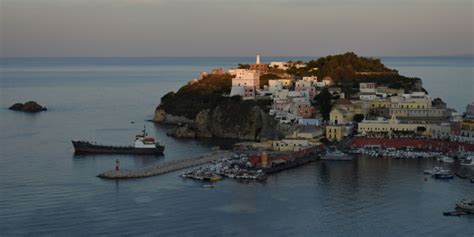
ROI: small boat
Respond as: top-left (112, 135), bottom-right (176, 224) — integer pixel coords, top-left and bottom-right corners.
top-left (470, 179), bottom-right (474, 183)
top-left (443, 211), bottom-right (467, 216)
top-left (205, 175), bottom-right (223, 182)
top-left (424, 167), bottom-right (450, 175)
top-left (438, 156), bottom-right (454, 163)
top-left (72, 126), bottom-right (164, 155)
top-left (201, 184), bottom-right (214, 188)
top-left (434, 173), bottom-right (454, 179)
top-left (321, 150), bottom-right (352, 161)
top-left (456, 199), bottom-right (474, 212)
top-left (460, 156), bottom-right (474, 166)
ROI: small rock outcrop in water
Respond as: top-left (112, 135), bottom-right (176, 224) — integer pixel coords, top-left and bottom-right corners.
top-left (9, 101), bottom-right (47, 113)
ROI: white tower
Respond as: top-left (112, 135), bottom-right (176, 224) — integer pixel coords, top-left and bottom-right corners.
top-left (256, 54), bottom-right (261, 64)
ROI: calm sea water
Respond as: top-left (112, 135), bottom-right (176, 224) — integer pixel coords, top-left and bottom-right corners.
top-left (0, 57), bottom-right (473, 236)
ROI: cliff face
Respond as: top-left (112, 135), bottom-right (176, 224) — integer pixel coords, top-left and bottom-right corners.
top-left (153, 109), bottom-right (193, 124)
top-left (160, 105), bottom-right (283, 140)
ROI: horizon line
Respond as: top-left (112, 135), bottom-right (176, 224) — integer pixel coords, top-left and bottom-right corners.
top-left (2, 54), bottom-right (474, 59)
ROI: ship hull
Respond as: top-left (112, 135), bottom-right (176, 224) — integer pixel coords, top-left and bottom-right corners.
top-left (72, 141), bottom-right (164, 155)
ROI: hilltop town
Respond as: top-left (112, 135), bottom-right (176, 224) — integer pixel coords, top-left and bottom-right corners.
top-left (154, 53), bottom-right (474, 152)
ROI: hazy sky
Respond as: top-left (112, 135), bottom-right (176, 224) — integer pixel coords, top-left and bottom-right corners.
top-left (1, 0), bottom-right (473, 57)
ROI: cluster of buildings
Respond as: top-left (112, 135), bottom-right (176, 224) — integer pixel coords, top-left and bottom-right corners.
top-left (229, 56), bottom-right (331, 126)
top-left (326, 83), bottom-right (474, 144)
top-left (216, 55), bottom-right (474, 145)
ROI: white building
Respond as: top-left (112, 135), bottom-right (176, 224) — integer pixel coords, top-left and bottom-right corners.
top-left (295, 80), bottom-right (312, 89)
top-left (431, 123), bottom-right (451, 139)
top-left (228, 68), bottom-right (238, 76)
top-left (272, 89), bottom-right (290, 100)
top-left (359, 94), bottom-right (377, 101)
top-left (359, 82), bottom-right (376, 93)
top-left (268, 80), bottom-right (284, 93)
top-left (302, 76), bottom-right (317, 82)
top-left (229, 69), bottom-right (260, 99)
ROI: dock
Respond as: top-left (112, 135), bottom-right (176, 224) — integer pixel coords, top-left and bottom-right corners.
top-left (97, 150), bottom-right (233, 179)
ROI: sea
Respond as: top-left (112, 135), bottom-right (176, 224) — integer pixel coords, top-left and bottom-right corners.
top-left (0, 56), bottom-right (473, 236)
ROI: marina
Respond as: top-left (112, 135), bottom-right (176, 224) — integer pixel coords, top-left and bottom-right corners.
top-left (181, 146), bottom-right (323, 182)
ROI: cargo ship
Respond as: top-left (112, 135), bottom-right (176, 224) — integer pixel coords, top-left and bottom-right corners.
top-left (72, 127), bottom-right (164, 155)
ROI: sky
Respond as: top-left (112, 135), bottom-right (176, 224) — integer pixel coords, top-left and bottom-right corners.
top-left (1, 0), bottom-right (473, 57)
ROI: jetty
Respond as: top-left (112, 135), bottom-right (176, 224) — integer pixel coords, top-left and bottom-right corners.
top-left (97, 150), bottom-right (233, 179)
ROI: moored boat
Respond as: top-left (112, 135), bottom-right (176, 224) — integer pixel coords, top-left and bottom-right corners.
top-left (456, 199), bottom-right (474, 212)
top-left (433, 173), bottom-right (454, 179)
top-left (437, 155), bottom-right (454, 163)
top-left (321, 150), bottom-right (352, 161)
top-left (424, 167), bottom-right (450, 175)
top-left (72, 126), bottom-right (164, 155)
top-left (460, 156), bottom-right (474, 166)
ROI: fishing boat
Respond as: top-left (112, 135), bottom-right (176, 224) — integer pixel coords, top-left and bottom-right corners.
top-left (321, 150), bottom-right (352, 161)
top-left (72, 126), bottom-right (164, 155)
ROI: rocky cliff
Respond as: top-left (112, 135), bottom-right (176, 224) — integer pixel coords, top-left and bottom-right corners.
top-left (160, 104), bottom-right (285, 140)
top-left (153, 109), bottom-right (193, 124)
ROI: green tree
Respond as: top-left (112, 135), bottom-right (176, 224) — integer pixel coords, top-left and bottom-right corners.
top-left (353, 114), bottom-right (365, 123)
top-left (238, 64), bottom-right (250, 69)
top-left (314, 87), bottom-right (333, 121)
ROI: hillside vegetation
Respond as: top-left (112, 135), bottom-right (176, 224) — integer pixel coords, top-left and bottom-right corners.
top-left (288, 52), bottom-right (422, 94)
top-left (157, 73), bottom-right (270, 119)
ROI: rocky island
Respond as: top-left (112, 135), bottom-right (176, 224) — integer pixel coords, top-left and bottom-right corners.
top-left (9, 101), bottom-right (47, 113)
top-left (149, 52), bottom-right (474, 183)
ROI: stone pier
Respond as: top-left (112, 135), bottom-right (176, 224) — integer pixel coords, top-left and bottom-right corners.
top-left (97, 150), bottom-right (233, 179)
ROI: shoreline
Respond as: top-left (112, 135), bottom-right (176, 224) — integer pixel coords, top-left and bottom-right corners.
top-left (350, 137), bottom-right (474, 152)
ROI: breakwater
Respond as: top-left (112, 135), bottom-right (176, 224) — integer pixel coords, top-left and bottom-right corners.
top-left (97, 150), bottom-right (233, 179)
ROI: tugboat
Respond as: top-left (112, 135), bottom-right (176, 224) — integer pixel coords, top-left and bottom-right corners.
top-left (72, 126), bottom-right (164, 155)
